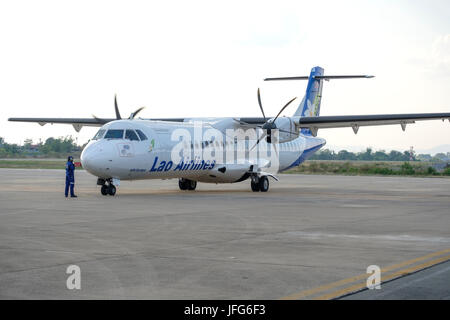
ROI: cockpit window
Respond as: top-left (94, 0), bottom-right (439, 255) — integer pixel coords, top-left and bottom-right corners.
top-left (136, 129), bottom-right (148, 141)
top-left (92, 129), bottom-right (106, 140)
top-left (104, 129), bottom-right (124, 139)
top-left (125, 129), bottom-right (140, 141)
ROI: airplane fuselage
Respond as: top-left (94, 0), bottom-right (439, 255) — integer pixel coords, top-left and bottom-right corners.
top-left (80, 119), bottom-right (326, 184)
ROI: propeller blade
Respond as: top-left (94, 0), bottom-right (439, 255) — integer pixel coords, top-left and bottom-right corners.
top-left (272, 97), bottom-right (297, 122)
top-left (250, 131), bottom-right (267, 151)
top-left (129, 106), bottom-right (145, 119)
top-left (272, 141), bottom-right (278, 158)
top-left (114, 94), bottom-right (122, 120)
top-left (92, 114), bottom-right (108, 124)
top-left (257, 88), bottom-right (266, 121)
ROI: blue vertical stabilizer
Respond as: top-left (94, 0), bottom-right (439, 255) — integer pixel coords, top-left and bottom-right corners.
top-left (293, 67), bottom-right (324, 135)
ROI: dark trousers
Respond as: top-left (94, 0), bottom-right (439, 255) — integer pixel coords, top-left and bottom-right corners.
top-left (65, 177), bottom-right (75, 197)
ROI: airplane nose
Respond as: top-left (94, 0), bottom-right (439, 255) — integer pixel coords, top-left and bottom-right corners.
top-left (81, 141), bottom-right (119, 178)
top-left (80, 145), bottom-right (94, 172)
top-left (81, 143), bottom-right (105, 176)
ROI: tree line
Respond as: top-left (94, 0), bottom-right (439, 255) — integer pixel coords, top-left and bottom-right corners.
top-left (309, 148), bottom-right (415, 161)
top-left (0, 136), bottom-right (83, 158)
top-left (310, 148), bottom-right (450, 162)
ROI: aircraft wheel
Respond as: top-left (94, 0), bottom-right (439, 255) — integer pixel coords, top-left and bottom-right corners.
top-left (179, 179), bottom-right (188, 190)
top-left (108, 185), bottom-right (116, 196)
top-left (101, 185), bottom-right (109, 196)
top-left (251, 180), bottom-right (260, 192)
top-left (259, 176), bottom-right (269, 192)
top-left (187, 180), bottom-right (197, 191)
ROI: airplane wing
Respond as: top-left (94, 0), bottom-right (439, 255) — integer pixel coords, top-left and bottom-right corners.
top-left (7, 117), bottom-right (112, 132)
top-left (8, 95), bottom-right (188, 131)
top-left (7, 117), bottom-right (186, 132)
top-left (8, 113), bottom-right (450, 135)
top-left (296, 113), bottom-right (450, 136)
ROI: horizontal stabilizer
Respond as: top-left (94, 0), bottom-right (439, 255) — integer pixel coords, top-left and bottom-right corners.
top-left (264, 75), bottom-right (374, 81)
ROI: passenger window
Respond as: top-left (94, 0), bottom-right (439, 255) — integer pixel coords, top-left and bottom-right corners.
top-left (136, 129), bottom-right (148, 141)
top-left (104, 129), bottom-right (124, 139)
top-left (93, 129), bottom-right (106, 140)
top-left (125, 129), bottom-right (140, 141)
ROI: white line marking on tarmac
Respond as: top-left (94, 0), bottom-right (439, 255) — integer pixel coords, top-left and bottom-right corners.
top-left (281, 232), bottom-right (450, 243)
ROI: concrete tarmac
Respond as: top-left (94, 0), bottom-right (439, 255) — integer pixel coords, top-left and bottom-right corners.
top-left (0, 168), bottom-right (449, 299)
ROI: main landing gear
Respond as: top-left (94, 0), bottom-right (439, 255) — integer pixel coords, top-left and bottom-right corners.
top-left (250, 175), bottom-right (269, 192)
top-left (178, 178), bottom-right (197, 191)
top-left (98, 178), bottom-right (116, 196)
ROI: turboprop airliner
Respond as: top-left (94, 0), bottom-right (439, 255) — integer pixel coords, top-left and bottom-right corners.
top-left (9, 66), bottom-right (450, 196)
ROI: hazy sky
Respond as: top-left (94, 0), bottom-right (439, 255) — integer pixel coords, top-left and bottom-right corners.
top-left (0, 0), bottom-right (449, 152)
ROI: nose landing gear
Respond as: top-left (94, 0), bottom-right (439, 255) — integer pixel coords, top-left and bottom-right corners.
top-left (99, 178), bottom-right (117, 196)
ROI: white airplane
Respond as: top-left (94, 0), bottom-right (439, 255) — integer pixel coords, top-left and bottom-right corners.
top-left (9, 66), bottom-right (450, 196)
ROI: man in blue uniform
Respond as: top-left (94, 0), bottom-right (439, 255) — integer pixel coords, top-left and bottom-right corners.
top-left (65, 156), bottom-right (77, 198)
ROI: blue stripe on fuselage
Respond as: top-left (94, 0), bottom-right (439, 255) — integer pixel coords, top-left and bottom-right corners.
top-left (281, 142), bottom-right (325, 172)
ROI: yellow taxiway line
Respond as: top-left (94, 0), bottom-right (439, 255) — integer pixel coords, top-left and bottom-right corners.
top-left (280, 248), bottom-right (450, 300)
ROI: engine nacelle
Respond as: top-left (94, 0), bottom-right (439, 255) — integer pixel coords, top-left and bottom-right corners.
top-left (270, 117), bottom-right (298, 143)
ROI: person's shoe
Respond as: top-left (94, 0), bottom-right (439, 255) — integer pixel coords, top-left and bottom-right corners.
top-left (70, 195), bottom-right (78, 198)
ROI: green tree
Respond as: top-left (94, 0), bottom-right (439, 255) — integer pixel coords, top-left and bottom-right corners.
top-left (373, 150), bottom-right (389, 161)
top-left (434, 153), bottom-right (447, 161)
top-left (443, 167), bottom-right (450, 176)
top-left (358, 148), bottom-right (373, 161)
top-left (40, 136), bottom-right (77, 154)
top-left (336, 150), bottom-right (356, 160)
top-left (388, 150), bottom-right (405, 161)
top-left (310, 149), bottom-right (336, 160)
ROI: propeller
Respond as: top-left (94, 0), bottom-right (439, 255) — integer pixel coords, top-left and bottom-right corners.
top-left (257, 88), bottom-right (266, 121)
top-left (91, 114), bottom-right (108, 124)
top-left (92, 95), bottom-right (146, 123)
top-left (114, 94), bottom-right (122, 120)
top-left (128, 106), bottom-right (145, 119)
top-left (251, 88), bottom-right (297, 149)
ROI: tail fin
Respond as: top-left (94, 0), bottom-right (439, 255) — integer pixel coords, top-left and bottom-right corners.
top-left (264, 66), bottom-right (374, 136)
top-left (294, 66), bottom-right (325, 118)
